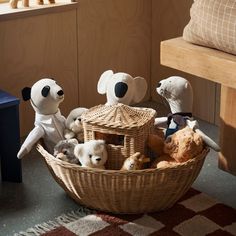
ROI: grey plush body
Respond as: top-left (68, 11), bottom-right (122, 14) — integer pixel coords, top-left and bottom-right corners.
top-left (53, 139), bottom-right (80, 165)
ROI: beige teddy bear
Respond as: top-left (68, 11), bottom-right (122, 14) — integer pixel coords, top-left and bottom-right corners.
top-left (148, 126), bottom-right (204, 168)
top-left (164, 126), bottom-right (204, 163)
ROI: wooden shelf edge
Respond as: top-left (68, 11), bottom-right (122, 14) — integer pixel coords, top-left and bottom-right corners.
top-left (0, 1), bottom-right (78, 21)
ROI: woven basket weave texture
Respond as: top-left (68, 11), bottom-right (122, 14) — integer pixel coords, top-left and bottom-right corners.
top-left (37, 144), bottom-right (208, 213)
top-left (82, 104), bottom-right (156, 170)
top-left (36, 104), bottom-right (209, 213)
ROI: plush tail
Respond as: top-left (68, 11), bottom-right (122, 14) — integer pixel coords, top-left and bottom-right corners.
top-left (195, 129), bottom-right (220, 152)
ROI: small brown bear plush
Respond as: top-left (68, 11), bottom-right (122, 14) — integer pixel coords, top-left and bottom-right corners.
top-left (148, 126), bottom-right (204, 168)
top-left (164, 126), bottom-right (204, 163)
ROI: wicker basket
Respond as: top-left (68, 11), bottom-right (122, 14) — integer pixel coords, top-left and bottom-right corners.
top-left (37, 144), bottom-right (209, 214)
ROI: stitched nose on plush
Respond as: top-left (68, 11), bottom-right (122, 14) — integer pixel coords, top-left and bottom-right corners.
top-left (57, 90), bottom-right (64, 96)
top-left (96, 157), bottom-right (101, 162)
top-left (115, 82), bottom-right (128, 98)
top-left (157, 82), bottom-right (162, 88)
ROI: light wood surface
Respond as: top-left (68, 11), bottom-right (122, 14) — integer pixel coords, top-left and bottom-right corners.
top-left (77, 0), bottom-right (151, 108)
top-left (219, 86), bottom-right (236, 175)
top-left (0, 1), bottom-right (221, 136)
top-left (151, 0), bottom-right (193, 101)
top-left (0, 1), bottom-right (77, 21)
top-left (161, 37), bottom-right (236, 88)
top-left (151, 0), bottom-right (216, 123)
top-left (0, 10), bottom-right (78, 136)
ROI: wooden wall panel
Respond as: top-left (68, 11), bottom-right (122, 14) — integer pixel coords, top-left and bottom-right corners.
top-left (0, 0), bottom-right (220, 137)
top-left (77, 0), bottom-right (152, 108)
top-left (151, 0), bottom-right (216, 123)
top-left (0, 10), bottom-right (78, 136)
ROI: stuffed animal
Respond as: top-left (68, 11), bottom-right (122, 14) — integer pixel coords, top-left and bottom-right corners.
top-left (152, 154), bottom-right (177, 169)
top-left (149, 127), bottom-right (204, 168)
top-left (97, 70), bottom-right (147, 105)
top-left (17, 78), bottom-right (66, 159)
top-left (164, 126), bottom-right (204, 162)
top-left (146, 133), bottom-right (165, 156)
top-left (64, 107), bottom-right (88, 143)
top-left (53, 139), bottom-right (80, 164)
top-left (74, 139), bottom-right (108, 169)
top-left (10, 0), bottom-right (55, 9)
top-left (120, 152), bottom-right (150, 171)
top-left (155, 76), bottom-right (220, 152)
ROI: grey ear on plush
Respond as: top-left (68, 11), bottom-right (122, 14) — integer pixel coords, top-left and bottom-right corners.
top-left (22, 87), bottom-right (31, 101)
top-left (68, 138), bottom-right (79, 145)
top-left (132, 77), bottom-right (147, 103)
top-left (97, 70), bottom-right (114, 94)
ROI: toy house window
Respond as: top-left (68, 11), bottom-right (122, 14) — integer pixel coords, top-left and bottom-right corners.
top-left (95, 131), bottom-right (124, 146)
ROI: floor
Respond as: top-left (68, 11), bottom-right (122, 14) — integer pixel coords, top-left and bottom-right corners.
top-left (1, 102), bottom-right (236, 236)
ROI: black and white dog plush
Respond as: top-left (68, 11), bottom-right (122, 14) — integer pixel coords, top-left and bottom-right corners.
top-left (17, 78), bottom-right (66, 158)
top-left (97, 70), bottom-right (147, 105)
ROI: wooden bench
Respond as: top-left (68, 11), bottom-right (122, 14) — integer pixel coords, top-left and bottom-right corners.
top-left (161, 37), bottom-right (236, 176)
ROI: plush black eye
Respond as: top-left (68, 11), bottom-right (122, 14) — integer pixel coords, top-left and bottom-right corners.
top-left (73, 118), bottom-right (76, 121)
top-left (63, 150), bottom-right (67, 155)
top-left (42, 86), bottom-right (50, 97)
top-left (78, 118), bottom-right (81, 122)
top-left (89, 154), bottom-right (92, 158)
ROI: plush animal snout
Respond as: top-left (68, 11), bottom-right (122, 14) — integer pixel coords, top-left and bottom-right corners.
top-left (95, 157), bottom-right (101, 162)
top-left (114, 82), bottom-right (128, 98)
top-left (157, 82), bottom-right (162, 88)
top-left (57, 90), bottom-right (64, 96)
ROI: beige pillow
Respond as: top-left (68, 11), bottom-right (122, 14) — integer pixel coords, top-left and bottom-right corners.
top-left (183, 0), bottom-right (236, 55)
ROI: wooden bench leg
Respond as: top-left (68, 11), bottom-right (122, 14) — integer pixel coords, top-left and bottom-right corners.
top-left (219, 85), bottom-right (236, 176)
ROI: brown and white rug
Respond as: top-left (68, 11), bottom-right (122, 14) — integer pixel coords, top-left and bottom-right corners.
top-left (15, 188), bottom-right (236, 236)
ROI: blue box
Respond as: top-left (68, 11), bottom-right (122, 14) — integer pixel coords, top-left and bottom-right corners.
top-left (0, 90), bottom-right (22, 182)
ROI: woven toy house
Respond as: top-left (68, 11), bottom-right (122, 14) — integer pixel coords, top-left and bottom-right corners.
top-left (81, 103), bottom-right (156, 169)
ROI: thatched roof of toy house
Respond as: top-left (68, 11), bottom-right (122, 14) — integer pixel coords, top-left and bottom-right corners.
top-left (82, 103), bottom-right (156, 130)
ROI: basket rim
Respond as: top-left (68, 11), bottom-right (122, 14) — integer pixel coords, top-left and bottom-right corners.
top-left (36, 143), bottom-right (209, 175)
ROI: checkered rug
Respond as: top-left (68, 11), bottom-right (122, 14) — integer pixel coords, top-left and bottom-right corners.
top-left (15, 188), bottom-right (236, 236)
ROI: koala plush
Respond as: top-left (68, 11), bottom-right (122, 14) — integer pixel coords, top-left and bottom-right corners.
top-left (64, 107), bottom-right (88, 143)
top-left (97, 70), bottom-right (147, 106)
top-left (74, 140), bottom-right (108, 169)
top-left (17, 78), bottom-right (66, 158)
top-left (54, 139), bottom-right (80, 164)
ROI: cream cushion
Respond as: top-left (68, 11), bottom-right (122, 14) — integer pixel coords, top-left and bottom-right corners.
top-left (183, 0), bottom-right (236, 55)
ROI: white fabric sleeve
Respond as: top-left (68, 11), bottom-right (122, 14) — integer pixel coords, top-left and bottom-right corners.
top-left (17, 126), bottom-right (45, 158)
